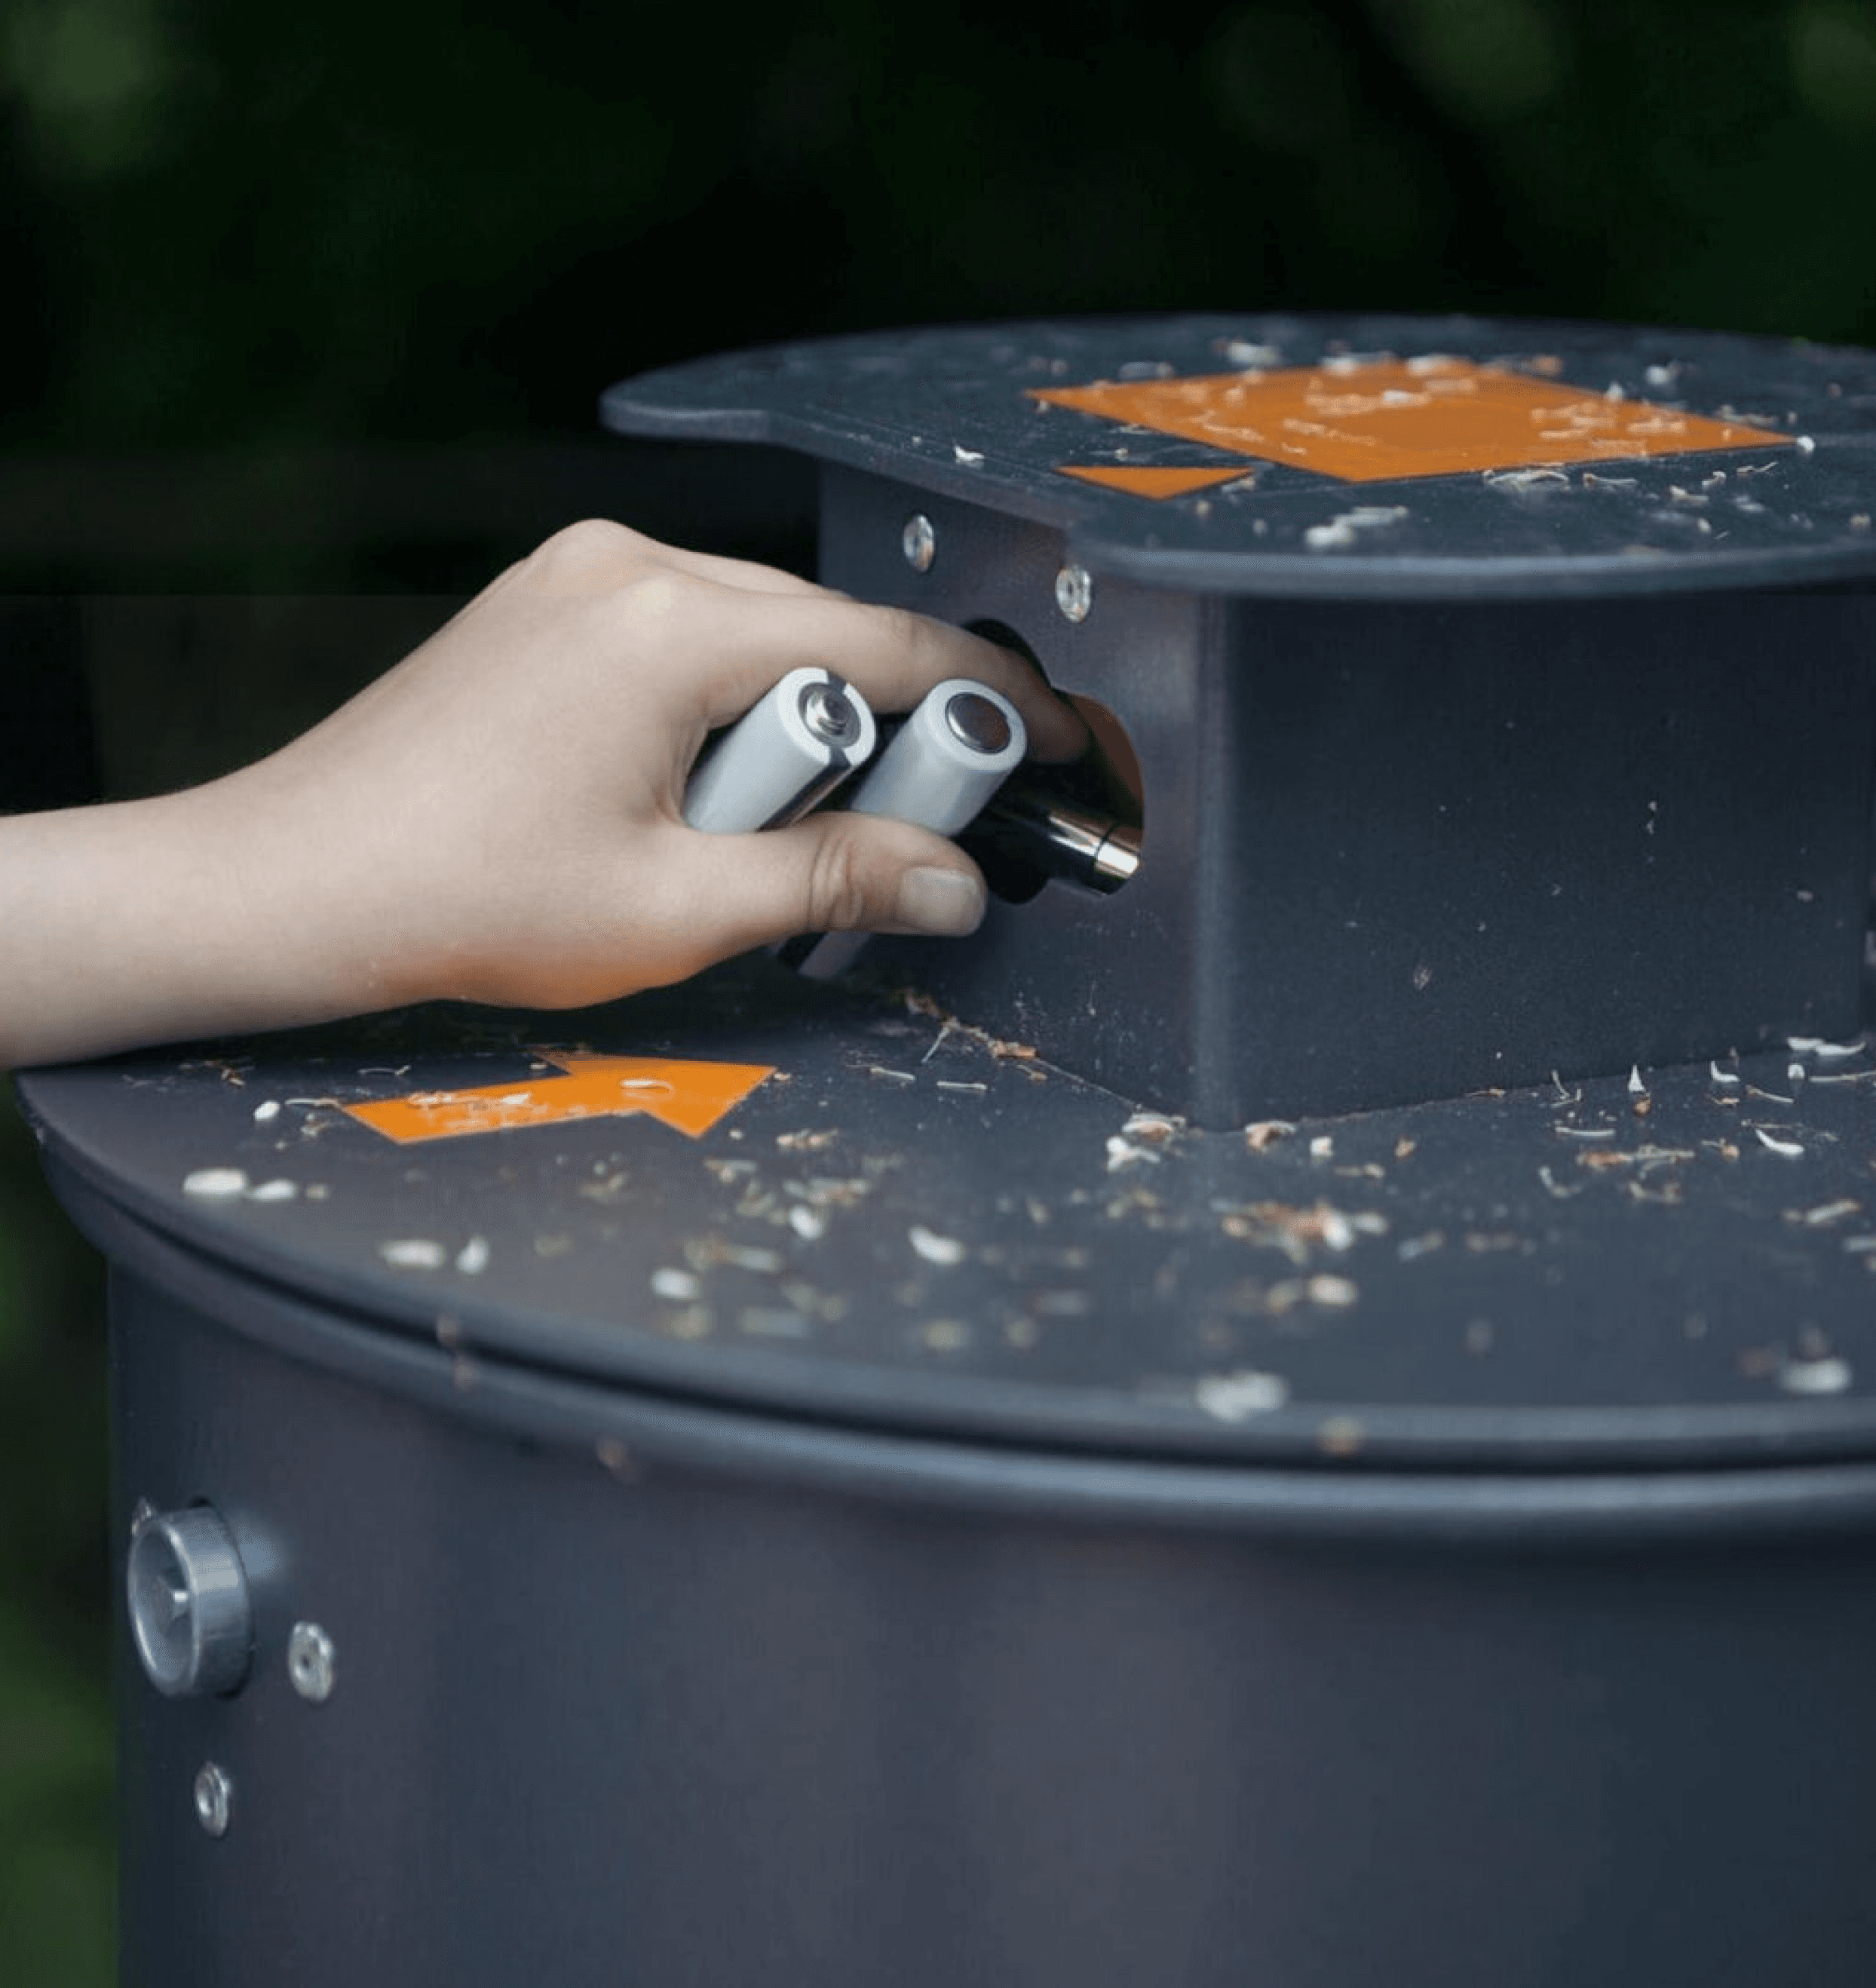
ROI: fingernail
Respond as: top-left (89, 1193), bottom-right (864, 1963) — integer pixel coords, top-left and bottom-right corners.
top-left (897, 867), bottom-right (986, 937)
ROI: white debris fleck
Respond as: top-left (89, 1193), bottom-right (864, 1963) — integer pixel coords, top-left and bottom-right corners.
top-left (1309, 1135), bottom-right (1335, 1161)
top-left (1304, 505), bottom-right (1408, 551)
top-left (182, 1167), bottom-right (249, 1199)
top-left (244, 1179), bottom-right (298, 1204)
top-left (651, 1267), bottom-right (701, 1301)
top-left (455, 1235), bottom-right (491, 1276)
top-left (952, 444), bottom-right (985, 467)
top-left (1709, 1061), bottom-right (1740, 1088)
top-left (909, 1224), bottom-right (967, 1266)
top-left (1790, 1199), bottom-right (1861, 1229)
top-left (1644, 363), bottom-right (1678, 387)
top-left (1755, 1128), bottom-right (1806, 1158)
top-left (1627, 1064), bottom-right (1647, 1095)
top-left (253, 1100), bottom-right (282, 1124)
top-left (1795, 434), bottom-right (1816, 455)
top-left (1225, 340), bottom-right (1283, 367)
top-left (1779, 1355), bottom-right (1852, 1395)
top-left (1195, 1369), bottom-right (1291, 1421)
top-left (1483, 466), bottom-right (1568, 488)
top-left (1105, 1134), bottom-right (1163, 1172)
top-left (1306, 1275), bottom-right (1359, 1308)
top-left (788, 1204), bottom-right (828, 1241)
top-left (379, 1238), bottom-right (448, 1270)
top-left (1789, 1036), bottom-right (1865, 1064)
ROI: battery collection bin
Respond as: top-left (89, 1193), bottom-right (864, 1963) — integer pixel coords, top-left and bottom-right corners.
top-left (20, 314), bottom-right (1876, 1986)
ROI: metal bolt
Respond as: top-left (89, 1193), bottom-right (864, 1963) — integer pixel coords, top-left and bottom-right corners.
top-left (287, 1621), bottom-right (336, 1704)
top-left (902, 514), bottom-right (937, 573)
top-left (1055, 563), bottom-right (1093, 623)
top-left (194, 1763), bottom-right (232, 1839)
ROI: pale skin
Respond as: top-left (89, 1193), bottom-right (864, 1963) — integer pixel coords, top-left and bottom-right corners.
top-left (0, 520), bottom-right (1085, 1069)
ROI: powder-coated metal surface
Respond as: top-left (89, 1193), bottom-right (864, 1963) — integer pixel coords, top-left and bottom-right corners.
top-left (21, 960), bottom-right (1876, 1473)
top-left (601, 314), bottom-right (1876, 597)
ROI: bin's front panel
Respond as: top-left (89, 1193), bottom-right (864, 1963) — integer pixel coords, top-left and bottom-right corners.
top-left (112, 1266), bottom-right (1876, 1988)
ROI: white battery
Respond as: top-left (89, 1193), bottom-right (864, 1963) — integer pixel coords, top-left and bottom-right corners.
top-left (798, 680), bottom-right (1026, 978)
top-left (682, 667), bottom-right (876, 833)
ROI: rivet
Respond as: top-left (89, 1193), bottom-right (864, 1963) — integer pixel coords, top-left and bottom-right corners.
top-left (194, 1763), bottom-right (232, 1839)
top-left (1055, 563), bottom-right (1093, 623)
top-left (287, 1621), bottom-right (336, 1704)
top-left (902, 514), bottom-right (937, 572)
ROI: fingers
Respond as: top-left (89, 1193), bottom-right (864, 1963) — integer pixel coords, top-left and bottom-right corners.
top-left (510, 518), bottom-right (823, 600)
top-left (658, 809), bottom-right (989, 965)
top-left (512, 519), bottom-right (1088, 762)
top-left (646, 585), bottom-right (1087, 763)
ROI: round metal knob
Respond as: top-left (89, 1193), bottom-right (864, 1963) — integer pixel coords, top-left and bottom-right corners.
top-left (127, 1505), bottom-right (253, 1698)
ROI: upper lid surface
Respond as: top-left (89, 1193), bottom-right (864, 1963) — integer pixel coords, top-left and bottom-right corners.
top-left (601, 313), bottom-right (1876, 597)
top-left (21, 964), bottom-right (1876, 1474)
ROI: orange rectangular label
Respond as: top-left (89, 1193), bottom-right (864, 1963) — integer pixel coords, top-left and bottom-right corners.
top-left (1035, 357), bottom-right (1792, 485)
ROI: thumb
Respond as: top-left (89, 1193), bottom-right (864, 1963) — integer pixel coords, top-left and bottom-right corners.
top-left (679, 810), bottom-right (989, 956)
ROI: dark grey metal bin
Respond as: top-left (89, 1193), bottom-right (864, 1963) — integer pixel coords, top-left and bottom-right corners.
top-left (23, 314), bottom-right (1876, 1985)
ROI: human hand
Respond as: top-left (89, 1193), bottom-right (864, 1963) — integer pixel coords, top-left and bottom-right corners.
top-left (0, 521), bottom-right (1084, 1065)
top-left (234, 519), bottom-right (1083, 1013)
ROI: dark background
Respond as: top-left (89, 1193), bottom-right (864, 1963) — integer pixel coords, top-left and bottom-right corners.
top-left (4, 1), bottom-right (1874, 1977)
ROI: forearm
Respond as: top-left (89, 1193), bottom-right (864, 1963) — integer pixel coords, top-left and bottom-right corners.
top-left (0, 783), bottom-right (414, 1069)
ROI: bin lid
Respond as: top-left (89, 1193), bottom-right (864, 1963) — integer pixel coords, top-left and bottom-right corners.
top-left (602, 313), bottom-right (1876, 599)
top-left (20, 958), bottom-right (1876, 1472)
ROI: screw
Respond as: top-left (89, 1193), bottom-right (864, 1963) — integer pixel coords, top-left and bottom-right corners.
top-left (902, 514), bottom-right (937, 573)
top-left (287, 1621), bottom-right (336, 1704)
top-left (1055, 564), bottom-right (1093, 624)
top-left (194, 1763), bottom-right (232, 1839)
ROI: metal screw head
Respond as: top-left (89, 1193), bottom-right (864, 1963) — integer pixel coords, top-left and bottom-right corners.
top-left (194, 1763), bottom-right (232, 1839)
top-left (902, 513), bottom-right (937, 573)
top-left (1055, 563), bottom-right (1093, 623)
top-left (287, 1621), bottom-right (336, 1704)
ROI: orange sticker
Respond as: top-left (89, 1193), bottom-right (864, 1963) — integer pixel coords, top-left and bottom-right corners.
top-left (343, 1050), bottom-right (774, 1145)
top-left (1055, 463), bottom-right (1248, 499)
top-left (1035, 357), bottom-right (1792, 488)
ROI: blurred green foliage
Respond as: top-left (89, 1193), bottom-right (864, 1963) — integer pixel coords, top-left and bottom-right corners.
top-left (2, 1), bottom-right (1874, 1980)
top-left (0, 0), bottom-right (1871, 461)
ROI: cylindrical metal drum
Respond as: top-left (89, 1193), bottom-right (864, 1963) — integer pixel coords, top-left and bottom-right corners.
top-left (23, 314), bottom-right (1876, 1985)
top-left (20, 966), bottom-right (1876, 1988)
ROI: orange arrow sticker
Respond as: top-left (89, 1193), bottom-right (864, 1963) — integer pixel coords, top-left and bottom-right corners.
top-left (342, 1051), bottom-right (774, 1145)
